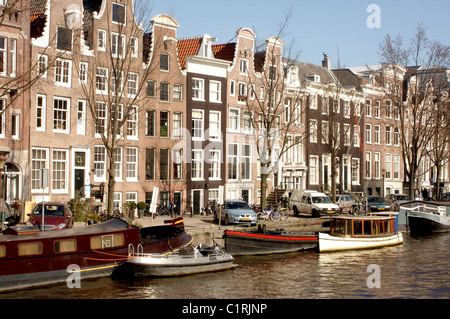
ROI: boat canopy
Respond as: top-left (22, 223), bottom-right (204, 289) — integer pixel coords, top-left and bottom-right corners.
top-left (330, 215), bottom-right (397, 238)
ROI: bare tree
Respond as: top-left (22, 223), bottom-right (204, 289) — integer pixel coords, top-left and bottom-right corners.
top-left (377, 23), bottom-right (450, 198)
top-left (237, 8), bottom-right (306, 208)
top-left (71, 0), bottom-right (160, 214)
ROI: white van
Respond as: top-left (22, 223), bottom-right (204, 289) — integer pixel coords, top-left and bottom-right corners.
top-left (289, 190), bottom-right (339, 217)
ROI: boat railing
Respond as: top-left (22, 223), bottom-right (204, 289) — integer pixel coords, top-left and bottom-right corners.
top-left (128, 243), bottom-right (144, 257)
top-left (400, 202), bottom-right (446, 216)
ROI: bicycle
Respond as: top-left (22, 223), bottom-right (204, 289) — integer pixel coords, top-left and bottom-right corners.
top-left (156, 203), bottom-right (170, 216)
top-left (257, 205), bottom-right (281, 222)
top-left (277, 206), bottom-right (289, 221)
top-left (352, 197), bottom-right (370, 215)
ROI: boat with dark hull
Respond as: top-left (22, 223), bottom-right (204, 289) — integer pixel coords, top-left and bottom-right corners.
top-left (114, 244), bottom-right (234, 277)
top-left (0, 217), bottom-right (192, 292)
top-left (223, 224), bottom-right (318, 256)
top-left (398, 201), bottom-right (450, 235)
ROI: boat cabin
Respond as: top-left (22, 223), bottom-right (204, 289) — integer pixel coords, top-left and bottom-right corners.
top-left (330, 215), bottom-right (397, 238)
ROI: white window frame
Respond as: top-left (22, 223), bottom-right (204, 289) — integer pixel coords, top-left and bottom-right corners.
top-left (94, 145), bottom-right (107, 182)
top-left (208, 150), bottom-right (221, 180)
top-left (38, 54), bottom-right (48, 78)
top-left (228, 143), bottom-right (238, 180)
top-left (209, 111), bottom-right (221, 141)
top-left (9, 38), bottom-right (16, 77)
top-left (385, 153), bottom-right (392, 179)
top-left (192, 109), bottom-right (204, 140)
top-left (96, 67), bottom-right (108, 94)
top-left (191, 150), bottom-right (204, 180)
top-left (365, 124), bottom-right (372, 144)
top-left (127, 105), bottom-right (138, 140)
top-left (115, 146), bottom-right (123, 182)
top-left (79, 62), bottom-right (88, 84)
top-left (95, 101), bottom-right (107, 137)
top-left (54, 58), bottom-right (72, 88)
top-left (127, 72), bottom-right (138, 98)
top-left (36, 94), bottom-right (46, 132)
top-left (11, 112), bottom-right (19, 140)
top-left (309, 155), bottom-right (319, 185)
top-left (310, 119), bottom-right (317, 143)
top-left (77, 100), bottom-right (86, 135)
top-left (209, 80), bottom-right (221, 103)
top-left (173, 112), bottom-right (183, 139)
top-left (52, 149), bottom-right (69, 193)
top-left (192, 78), bottom-right (204, 101)
top-left (0, 36), bottom-right (6, 76)
top-left (98, 29), bottom-right (106, 51)
top-left (351, 158), bottom-right (360, 185)
top-left (229, 108), bottom-right (239, 132)
top-left (130, 37), bottom-right (138, 58)
top-left (241, 144), bottom-right (252, 180)
top-left (126, 147), bottom-right (138, 182)
top-left (31, 147), bottom-right (49, 193)
top-left (53, 96), bottom-right (70, 134)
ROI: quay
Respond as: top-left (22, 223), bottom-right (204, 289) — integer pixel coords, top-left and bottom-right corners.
top-left (74, 214), bottom-right (328, 247)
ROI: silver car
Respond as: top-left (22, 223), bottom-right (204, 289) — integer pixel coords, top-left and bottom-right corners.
top-left (335, 195), bottom-right (356, 213)
top-left (213, 200), bottom-right (257, 225)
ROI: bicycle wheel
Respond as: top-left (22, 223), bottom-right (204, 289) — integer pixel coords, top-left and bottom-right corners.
top-left (270, 211), bottom-right (281, 222)
top-left (279, 209), bottom-right (288, 221)
top-left (256, 212), bottom-right (266, 221)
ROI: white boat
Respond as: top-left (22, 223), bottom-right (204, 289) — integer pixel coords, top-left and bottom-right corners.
top-left (319, 214), bottom-right (403, 252)
top-left (115, 244), bottom-right (235, 277)
top-left (399, 201), bottom-right (450, 234)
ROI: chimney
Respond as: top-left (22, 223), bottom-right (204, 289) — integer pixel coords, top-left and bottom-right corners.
top-left (322, 52), bottom-right (330, 70)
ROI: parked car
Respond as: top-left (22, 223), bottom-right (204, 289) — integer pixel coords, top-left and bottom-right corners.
top-left (27, 202), bottom-right (74, 231)
top-left (385, 194), bottom-right (413, 211)
top-left (212, 200), bottom-right (257, 226)
top-left (290, 190), bottom-right (339, 217)
top-left (366, 196), bottom-right (390, 212)
top-left (335, 194), bottom-right (357, 213)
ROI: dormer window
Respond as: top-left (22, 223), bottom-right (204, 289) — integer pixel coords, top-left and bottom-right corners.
top-left (307, 74), bottom-right (320, 82)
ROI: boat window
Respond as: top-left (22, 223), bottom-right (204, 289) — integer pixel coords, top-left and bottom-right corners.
top-left (363, 220), bottom-right (372, 235)
top-left (332, 219), bottom-right (346, 236)
top-left (0, 245), bottom-right (5, 257)
top-left (353, 220), bottom-right (363, 236)
top-left (372, 221), bottom-right (379, 235)
top-left (18, 242), bottom-right (43, 256)
top-left (90, 233), bottom-right (125, 250)
top-left (54, 239), bottom-right (77, 253)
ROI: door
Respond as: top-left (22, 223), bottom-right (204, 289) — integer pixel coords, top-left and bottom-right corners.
top-left (74, 169), bottom-right (85, 198)
top-left (173, 192), bottom-right (181, 215)
top-left (73, 150), bottom-right (88, 199)
top-left (192, 190), bottom-right (201, 215)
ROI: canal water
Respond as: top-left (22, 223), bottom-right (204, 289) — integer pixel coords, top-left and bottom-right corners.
top-left (2, 232), bottom-right (449, 300)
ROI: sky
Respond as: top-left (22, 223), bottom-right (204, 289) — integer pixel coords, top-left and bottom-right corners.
top-left (146, 0), bottom-right (449, 68)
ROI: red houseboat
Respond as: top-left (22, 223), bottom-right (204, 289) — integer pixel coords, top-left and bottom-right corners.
top-left (0, 217), bottom-right (192, 292)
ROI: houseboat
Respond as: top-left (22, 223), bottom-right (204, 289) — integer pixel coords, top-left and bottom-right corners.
top-left (319, 214), bottom-right (403, 252)
top-left (114, 244), bottom-right (234, 277)
top-left (0, 217), bottom-right (192, 292)
top-left (224, 224), bottom-right (318, 256)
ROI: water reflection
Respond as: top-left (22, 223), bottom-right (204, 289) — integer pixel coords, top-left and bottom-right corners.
top-left (1, 233), bottom-right (449, 299)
